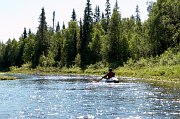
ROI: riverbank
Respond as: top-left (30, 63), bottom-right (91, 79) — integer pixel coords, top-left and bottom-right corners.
top-left (0, 73), bottom-right (16, 80)
top-left (7, 65), bottom-right (180, 79)
top-left (116, 65), bottom-right (180, 89)
top-left (3, 64), bottom-right (179, 89)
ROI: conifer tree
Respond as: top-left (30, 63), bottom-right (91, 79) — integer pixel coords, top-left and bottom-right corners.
top-left (56, 21), bottom-right (60, 32)
top-left (135, 5), bottom-right (141, 22)
top-left (62, 22), bottom-right (66, 29)
top-left (71, 8), bottom-right (77, 21)
top-left (105, 0), bottom-right (111, 29)
top-left (52, 11), bottom-right (55, 32)
top-left (28, 28), bottom-right (32, 35)
top-left (80, 0), bottom-right (93, 67)
top-left (94, 5), bottom-right (101, 22)
top-left (106, 1), bottom-right (128, 67)
top-left (78, 18), bottom-right (83, 54)
top-left (32, 7), bottom-right (49, 68)
top-left (23, 27), bottom-right (27, 39)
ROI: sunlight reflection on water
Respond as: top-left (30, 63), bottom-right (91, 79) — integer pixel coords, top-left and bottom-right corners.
top-left (0, 74), bottom-right (179, 119)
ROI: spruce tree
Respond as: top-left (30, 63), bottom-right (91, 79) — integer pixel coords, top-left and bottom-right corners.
top-left (80, 0), bottom-right (93, 67)
top-left (135, 5), bottom-right (141, 22)
top-left (71, 8), bottom-right (77, 21)
top-left (56, 21), bottom-right (60, 32)
top-left (62, 22), bottom-right (66, 29)
top-left (28, 28), bottom-right (32, 35)
top-left (94, 6), bottom-right (101, 23)
top-left (52, 11), bottom-right (55, 32)
top-left (23, 27), bottom-right (27, 39)
top-left (106, 1), bottom-right (128, 67)
top-left (32, 7), bottom-right (49, 68)
top-left (105, 0), bottom-right (111, 29)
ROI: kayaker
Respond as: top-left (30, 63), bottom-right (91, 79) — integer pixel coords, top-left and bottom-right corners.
top-left (102, 68), bottom-right (115, 79)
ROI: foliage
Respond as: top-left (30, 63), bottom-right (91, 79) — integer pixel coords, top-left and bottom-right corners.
top-left (0, 0), bottom-right (180, 78)
top-left (32, 7), bottom-right (49, 68)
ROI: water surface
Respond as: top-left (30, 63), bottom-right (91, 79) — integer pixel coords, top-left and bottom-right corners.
top-left (0, 74), bottom-right (179, 119)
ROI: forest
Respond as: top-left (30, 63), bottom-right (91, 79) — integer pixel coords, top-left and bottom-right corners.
top-left (0, 0), bottom-right (179, 72)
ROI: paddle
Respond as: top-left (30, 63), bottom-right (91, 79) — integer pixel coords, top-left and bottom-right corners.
top-left (93, 77), bottom-right (103, 82)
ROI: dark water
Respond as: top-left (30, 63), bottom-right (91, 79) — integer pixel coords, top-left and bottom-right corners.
top-left (0, 74), bottom-right (179, 119)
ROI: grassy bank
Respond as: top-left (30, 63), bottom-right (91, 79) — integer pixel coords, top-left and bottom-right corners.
top-left (4, 60), bottom-right (180, 89)
top-left (8, 63), bottom-right (180, 80)
top-left (116, 65), bottom-right (180, 80)
top-left (0, 73), bottom-right (16, 80)
top-left (115, 65), bottom-right (180, 89)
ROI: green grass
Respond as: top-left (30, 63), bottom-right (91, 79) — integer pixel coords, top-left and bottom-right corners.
top-left (116, 64), bottom-right (180, 80)
top-left (8, 62), bottom-right (180, 80)
top-left (0, 76), bottom-right (16, 80)
top-left (5, 60), bottom-right (180, 89)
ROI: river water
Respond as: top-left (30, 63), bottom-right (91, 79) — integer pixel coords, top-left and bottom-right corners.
top-left (0, 74), bottom-right (179, 119)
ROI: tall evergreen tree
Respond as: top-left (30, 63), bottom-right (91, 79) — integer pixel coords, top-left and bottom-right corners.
top-left (52, 11), bottom-right (55, 32)
top-left (106, 1), bottom-right (128, 67)
top-left (23, 27), bottom-right (27, 39)
top-left (32, 7), bottom-right (49, 68)
top-left (94, 5), bottom-right (101, 23)
top-left (62, 22), bottom-right (66, 29)
top-left (80, 0), bottom-right (93, 67)
top-left (135, 5), bottom-right (141, 22)
top-left (56, 21), bottom-right (60, 32)
top-left (114, 0), bottom-right (119, 11)
top-left (28, 28), bottom-right (32, 35)
top-left (78, 18), bottom-right (83, 54)
top-left (71, 8), bottom-right (77, 21)
top-left (105, 0), bottom-right (111, 29)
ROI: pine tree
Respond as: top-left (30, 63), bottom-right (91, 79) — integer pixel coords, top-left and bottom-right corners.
top-left (23, 27), bottom-right (27, 39)
top-left (105, 0), bottom-right (111, 28)
top-left (78, 18), bottom-right (83, 54)
top-left (80, 0), bottom-right (93, 67)
top-left (56, 21), bottom-right (60, 32)
top-left (62, 22), bottom-right (66, 29)
top-left (52, 11), bottom-right (55, 32)
top-left (106, 1), bottom-right (128, 67)
top-left (135, 5), bottom-right (141, 22)
top-left (28, 28), bottom-right (32, 35)
top-left (71, 8), bottom-right (77, 21)
top-left (94, 5), bottom-right (101, 22)
top-left (32, 7), bottom-right (49, 68)
top-left (114, 0), bottom-right (119, 11)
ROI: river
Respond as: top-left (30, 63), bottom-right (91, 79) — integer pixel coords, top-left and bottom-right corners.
top-left (0, 74), bottom-right (179, 119)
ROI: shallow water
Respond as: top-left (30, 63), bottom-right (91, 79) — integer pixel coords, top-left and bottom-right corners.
top-left (0, 74), bottom-right (179, 119)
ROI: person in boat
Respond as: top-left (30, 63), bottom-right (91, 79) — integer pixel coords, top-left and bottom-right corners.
top-left (102, 68), bottom-right (115, 79)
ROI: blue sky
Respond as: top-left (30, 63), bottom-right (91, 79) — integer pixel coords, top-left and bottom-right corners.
top-left (0, 0), bottom-right (156, 42)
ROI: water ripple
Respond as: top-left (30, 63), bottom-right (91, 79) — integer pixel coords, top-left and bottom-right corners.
top-left (0, 74), bottom-right (179, 119)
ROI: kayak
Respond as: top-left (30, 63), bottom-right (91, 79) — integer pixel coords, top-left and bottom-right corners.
top-left (105, 77), bottom-right (119, 83)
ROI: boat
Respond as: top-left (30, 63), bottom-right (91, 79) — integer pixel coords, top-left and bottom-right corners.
top-left (105, 77), bottom-right (119, 83)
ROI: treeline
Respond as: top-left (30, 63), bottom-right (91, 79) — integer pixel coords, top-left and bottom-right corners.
top-left (0, 0), bottom-right (179, 70)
